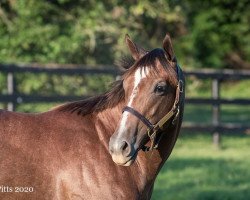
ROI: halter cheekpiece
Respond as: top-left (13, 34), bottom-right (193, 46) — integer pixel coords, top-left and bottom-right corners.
top-left (122, 62), bottom-right (184, 152)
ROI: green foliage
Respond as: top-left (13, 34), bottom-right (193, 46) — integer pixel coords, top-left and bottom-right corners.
top-left (152, 134), bottom-right (250, 200)
top-left (0, 0), bottom-right (182, 64)
top-left (182, 0), bottom-right (250, 68)
top-left (1, 0), bottom-right (249, 68)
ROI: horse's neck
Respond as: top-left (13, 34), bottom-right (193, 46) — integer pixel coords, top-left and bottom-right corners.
top-left (94, 103), bottom-right (168, 190)
top-left (135, 120), bottom-right (181, 193)
top-left (95, 102), bottom-right (124, 135)
top-left (93, 102), bottom-right (124, 153)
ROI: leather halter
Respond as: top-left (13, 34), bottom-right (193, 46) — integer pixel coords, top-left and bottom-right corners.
top-left (122, 63), bottom-right (184, 151)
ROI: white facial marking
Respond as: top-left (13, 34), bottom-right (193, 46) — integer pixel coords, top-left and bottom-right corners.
top-left (116, 68), bottom-right (149, 139)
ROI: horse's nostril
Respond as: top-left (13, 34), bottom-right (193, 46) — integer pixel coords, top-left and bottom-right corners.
top-left (109, 138), bottom-right (132, 156)
top-left (121, 141), bottom-right (131, 156)
top-left (121, 141), bottom-right (128, 151)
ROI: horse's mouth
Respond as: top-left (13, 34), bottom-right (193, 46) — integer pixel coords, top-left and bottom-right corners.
top-left (124, 151), bottom-right (138, 166)
top-left (113, 151), bottom-right (138, 166)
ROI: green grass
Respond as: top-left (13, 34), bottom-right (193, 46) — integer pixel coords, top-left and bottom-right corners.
top-left (184, 104), bottom-right (250, 125)
top-left (220, 105), bottom-right (250, 125)
top-left (152, 134), bottom-right (250, 200)
top-left (15, 103), bottom-right (59, 113)
top-left (186, 79), bottom-right (250, 99)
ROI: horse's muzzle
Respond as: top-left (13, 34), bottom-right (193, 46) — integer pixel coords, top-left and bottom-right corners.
top-left (109, 135), bottom-right (137, 166)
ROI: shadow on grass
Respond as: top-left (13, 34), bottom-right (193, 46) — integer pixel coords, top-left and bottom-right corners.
top-left (152, 157), bottom-right (250, 200)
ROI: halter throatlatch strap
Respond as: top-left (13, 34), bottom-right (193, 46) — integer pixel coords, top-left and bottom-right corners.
top-left (122, 64), bottom-right (184, 151)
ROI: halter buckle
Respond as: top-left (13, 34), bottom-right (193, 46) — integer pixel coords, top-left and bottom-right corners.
top-left (172, 107), bottom-right (180, 125)
top-left (178, 80), bottom-right (184, 93)
top-left (146, 126), bottom-right (159, 150)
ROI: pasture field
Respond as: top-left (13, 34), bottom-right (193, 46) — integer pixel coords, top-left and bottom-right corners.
top-left (152, 134), bottom-right (250, 200)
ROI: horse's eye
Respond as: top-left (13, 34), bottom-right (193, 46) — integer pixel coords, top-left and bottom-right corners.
top-left (154, 84), bottom-right (167, 94)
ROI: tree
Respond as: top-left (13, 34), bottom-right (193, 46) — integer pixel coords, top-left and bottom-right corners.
top-left (180, 0), bottom-right (250, 68)
top-left (0, 0), bottom-right (182, 65)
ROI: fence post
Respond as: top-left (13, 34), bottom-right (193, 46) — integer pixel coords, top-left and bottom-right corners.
top-left (212, 78), bottom-right (220, 147)
top-left (7, 72), bottom-right (16, 111)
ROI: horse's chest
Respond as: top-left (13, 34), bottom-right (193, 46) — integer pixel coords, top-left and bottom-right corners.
top-left (55, 166), bottom-right (141, 200)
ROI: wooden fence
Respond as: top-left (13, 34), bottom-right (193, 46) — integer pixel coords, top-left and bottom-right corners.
top-left (1, 63), bottom-right (250, 145)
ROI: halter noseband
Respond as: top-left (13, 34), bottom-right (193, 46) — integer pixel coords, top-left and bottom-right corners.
top-left (122, 63), bottom-right (184, 151)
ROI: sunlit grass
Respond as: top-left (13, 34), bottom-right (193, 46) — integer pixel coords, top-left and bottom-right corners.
top-left (184, 104), bottom-right (250, 125)
top-left (221, 80), bottom-right (250, 99)
top-left (15, 103), bottom-right (58, 113)
top-left (186, 79), bottom-right (250, 99)
top-left (152, 134), bottom-right (250, 200)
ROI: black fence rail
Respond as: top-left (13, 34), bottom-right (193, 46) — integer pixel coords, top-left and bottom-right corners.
top-left (184, 69), bottom-right (250, 144)
top-left (1, 63), bottom-right (250, 145)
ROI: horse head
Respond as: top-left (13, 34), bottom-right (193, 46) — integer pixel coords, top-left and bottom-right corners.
top-left (109, 34), bottom-right (184, 166)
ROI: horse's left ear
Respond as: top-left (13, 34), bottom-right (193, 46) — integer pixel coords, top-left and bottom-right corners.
top-left (125, 34), bottom-right (147, 60)
top-left (163, 33), bottom-right (174, 61)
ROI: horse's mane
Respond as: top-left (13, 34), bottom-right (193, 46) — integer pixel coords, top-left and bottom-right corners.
top-left (57, 48), bottom-right (177, 116)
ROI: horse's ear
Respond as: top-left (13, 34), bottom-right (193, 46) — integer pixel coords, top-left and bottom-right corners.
top-left (163, 33), bottom-right (174, 61)
top-left (125, 34), bottom-right (146, 60)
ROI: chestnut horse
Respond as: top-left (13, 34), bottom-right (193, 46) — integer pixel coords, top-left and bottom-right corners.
top-left (0, 34), bottom-right (185, 200)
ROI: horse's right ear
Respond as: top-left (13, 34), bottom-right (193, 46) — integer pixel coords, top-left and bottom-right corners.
top-left (125, 34), bottom-right (146, 60)
top-left (163, 33), bottom-right (174, 61)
